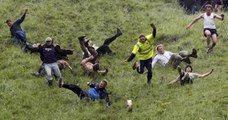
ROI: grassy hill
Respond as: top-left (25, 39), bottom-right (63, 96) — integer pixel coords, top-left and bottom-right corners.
top-left (0, 0), bottom-right (228, 119)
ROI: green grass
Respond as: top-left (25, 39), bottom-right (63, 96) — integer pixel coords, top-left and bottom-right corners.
top-left (0, 0), bottom-right (228, 119)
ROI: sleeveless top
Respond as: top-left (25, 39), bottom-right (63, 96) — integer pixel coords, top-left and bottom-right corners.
top-left (203, 13), bottom-right (216, 29)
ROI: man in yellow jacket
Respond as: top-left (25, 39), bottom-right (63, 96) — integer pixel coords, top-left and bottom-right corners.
top-left (126, 23), bottom-right (156, 84)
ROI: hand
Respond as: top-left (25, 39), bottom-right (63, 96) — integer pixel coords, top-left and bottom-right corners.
top-left (186, 25), bottom-right (191, 29)
top-left (221, 14), bottom-right (224, 20)
top-left (150, 23), bottom-right (156, 29)
top-left (25, 9), bottom-right (28, 14)
top-left (209, 69), bottom-right (214, 74)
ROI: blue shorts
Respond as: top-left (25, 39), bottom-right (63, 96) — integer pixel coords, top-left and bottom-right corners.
top-left (204, 28), bottom-right (218, 37)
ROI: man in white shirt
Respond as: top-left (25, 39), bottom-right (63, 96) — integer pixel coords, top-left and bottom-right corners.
top-left (152, 44), bottom-right (197, 69)
top-left (186, 4), bottom-right (224, 53)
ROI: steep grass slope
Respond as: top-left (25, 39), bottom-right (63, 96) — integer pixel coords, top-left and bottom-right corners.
top-left (0, 0), bottom-right (227, 119)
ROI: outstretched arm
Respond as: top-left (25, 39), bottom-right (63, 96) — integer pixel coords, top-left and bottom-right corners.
top-left (186, 14), bottom-right (203, 29)
top-left (197, 69), bottom-right (214, 78)
top-left (150, 23), bottom-right (156, 38)
top-left (16, 9), bottom-right (28, 24)
top-left (168, 76), bottom-right (180, 84)
top-left (214, 14), bottom-right (224, 21)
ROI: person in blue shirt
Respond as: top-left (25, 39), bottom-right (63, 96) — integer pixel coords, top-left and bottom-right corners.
top-left (59, 79), bottom-right (111, 107)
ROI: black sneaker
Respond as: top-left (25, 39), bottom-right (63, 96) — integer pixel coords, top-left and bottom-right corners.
top-left (116, 28), bottom-right (123, 36)
top-left (58, 78), bottom-right (63, 88)
top-left (207, 47), bottom-right (213, 54)
top-left (191, 48), bottom-right (197, 58)
top-left (78, 35), bottom-right (86, 41)
top-left (48, 80), bottom-right (52, 86)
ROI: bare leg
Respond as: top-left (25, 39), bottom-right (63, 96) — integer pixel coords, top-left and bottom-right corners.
top-left (205, 30), bottom-right (212, 48)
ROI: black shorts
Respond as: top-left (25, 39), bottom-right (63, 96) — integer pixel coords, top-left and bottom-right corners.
top-left (204, 28), bottom-right (218, 37)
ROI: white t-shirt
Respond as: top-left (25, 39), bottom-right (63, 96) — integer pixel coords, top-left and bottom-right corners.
top-left (203, 13), bottom-right (216, 29)
top-left (152, 51), bottom-right (174, 68)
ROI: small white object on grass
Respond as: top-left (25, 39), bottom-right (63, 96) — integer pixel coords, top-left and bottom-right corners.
top-left (127, 100), bottom-right (132, 112)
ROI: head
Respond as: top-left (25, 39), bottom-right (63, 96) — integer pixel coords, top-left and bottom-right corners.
top-left (45, 37), bottom-right (53, 46)
top-left (156, 44), bottom-right (165, 54)
top-left (6, 19), bottom-right (13, 27)
top-left (205, 4), bottom-right (213, 14)
top-left (99, 79), bottom-right (107, 88)
top-left (139, 34), bottom-right (147, 43)
top-left (185, 65), bottom-right (193, 72)
top-left (93, 63), bottom-right (100, 71)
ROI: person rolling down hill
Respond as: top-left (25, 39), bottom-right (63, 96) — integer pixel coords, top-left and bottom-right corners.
top-left (78, 37), bottom-right (108, 75)
top-left (152, 44), bottom-right (197, 69)
top-left (59, 79), bottom-right (111, 107)
top-left (168, 65), bottom-right (214, 85)
top-left (6, 9), bottom-right (28, 45)
top-left (186, 4), bottom-right (224, 53)
top-left (78, 28), bottom-right (123, 58)
top-left (29, 37), bottom-right (72, 86)
top-left (126, 23), bottom-right (156, 84)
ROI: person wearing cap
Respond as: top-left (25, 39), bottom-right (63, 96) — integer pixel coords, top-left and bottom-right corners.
top-left (126, 23), bottom-right (156, 84)
top-left (186, 4), bottom-right (224, 53)
top-left (59, 79), bottom-right (111, 107)
top-left (152, 44), bottom-right (198, 69)
top-left (6, 9), bottom-right (28, 45)
top-left (168, 65), bottom-right (214, 85)
top-left (30, 37), bottom-right (65, 86)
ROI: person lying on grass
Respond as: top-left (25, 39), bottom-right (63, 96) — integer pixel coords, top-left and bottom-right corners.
top-left (59, 79), bottom-right (111, 107)
top-left (78, 37), bottom-right (108, 76)
top-left (152, 44), bottom-right (197, 69)
top-left (78, 28), bottom-right (122, 58)
top-left (168, 65), bottom-right (214, 85)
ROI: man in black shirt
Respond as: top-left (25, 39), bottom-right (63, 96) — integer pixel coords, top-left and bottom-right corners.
top-left (6, 9), bottom-right (28, 45)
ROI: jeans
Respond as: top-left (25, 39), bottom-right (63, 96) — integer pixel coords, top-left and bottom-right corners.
top-left (137, 58), bottom-right (153, 83)
top-left (44, 62), bottom-right (61, 81)
top-left (62, 84), bottom-right (87, 99)
top-left (14, 31), bottom-right (27, 45)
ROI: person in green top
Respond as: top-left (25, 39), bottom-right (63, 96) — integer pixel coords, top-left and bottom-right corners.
top-left (126, 23), bottom-right (156, 84)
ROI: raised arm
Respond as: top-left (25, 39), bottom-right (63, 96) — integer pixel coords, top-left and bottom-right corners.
top-left (150, 23), bottom-right (156, 38)
top-left (16, 9), bottom-right (28, 24)
top-left (214, 13), bottom-right (224, 21)
top-left (197, 69), bottom-right (214, 78)
top-left (186, 14), bottom-right (204, 29)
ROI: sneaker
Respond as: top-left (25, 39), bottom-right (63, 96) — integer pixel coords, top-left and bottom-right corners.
top-left (48, 80), bottom-right (53, 86)
top-left (78, 35), bottom-right (86, 41)
top-left (116, 28), bottom-right (123, 36)
top-left (207, 47), bottom-right (213, 54)
top-left (98, 69), bottom-right (109, 75)
top-left (191, 48), bottom-right (197, 58)
top-left (58, 78), bottom-right (63, 88)
top-left (182, 58), bottom-right (191, 64)
top-left (31, 72), bottom-right (40, 77)
top-left (132, 62), bottom-right (139, 70)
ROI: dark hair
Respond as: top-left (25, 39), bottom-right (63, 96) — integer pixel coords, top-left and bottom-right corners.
top-left (185, 65), bottom-right (193, 72)
top-left (93, 63), bottom-right (100, 71)
top-left (5, 19), bottom-right (12, 23)
top-left (101, 79), bottom-right (107, 85)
